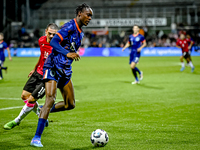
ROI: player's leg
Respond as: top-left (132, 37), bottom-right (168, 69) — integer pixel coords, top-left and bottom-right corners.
top-left (0, 60), bottom-right (3, 79)
top-left (50, 79), bottom-right (75, 112)
top-left (134, 57), bottom-right (143, 80)
top-left (31, 80), bottom-right (57, 147)
top-left (14, 79), bottom-right (45, 123)
top-left (4, 75), bottom-right (44, 130)
top-left (180, 55), bottom-right (185, 71)
top-left (130, 62), bottom-right (139, 84)
top-left (186, 54), bottom-right (195, 72)
top-left (3, 90), bottom-right (32, 130)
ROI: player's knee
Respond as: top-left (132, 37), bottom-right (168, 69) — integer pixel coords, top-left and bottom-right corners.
top-left (70, 102), bottom-right (75, 109)
top-left (64, 100), bottom-right (75, 110)
top-left (130, 66), bottom-right (135, 69)
top-left (46, 95), bottom-right (56, 104)
top-left (21, 94), bottom-right (27, 100)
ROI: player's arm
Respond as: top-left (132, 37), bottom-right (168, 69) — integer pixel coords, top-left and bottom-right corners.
top-left (176, 41), bottom-right (181, 49)
top-left (6, 47), bottom-right (12, 61)
top-left (50, 35), bottom-right (80, 61)
top-left (122, 42), bottom-right (130, 52)
top-left (188, 41), bottom-right (193, 50)
top-left (137, 40), bottom-right (147, 52)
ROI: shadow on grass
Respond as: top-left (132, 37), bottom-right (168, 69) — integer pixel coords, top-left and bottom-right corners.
top-left (137, 83), bottom-right (164, 90)
top-left (71, 146), bottom-right (104, 150)
top-left (0, 141), bottom-right (30, 149)
top-left (120, 80), bottom-right (164, 90)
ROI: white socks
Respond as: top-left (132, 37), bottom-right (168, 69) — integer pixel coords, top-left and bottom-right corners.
top-left (14, 101), bottom-right (39, 124)
top-left (181, 62), bottom-right (185, 68)
top-left (32, 101), bottom-right (40, 117)
top-left (189, 61), bottom-right (194, 68)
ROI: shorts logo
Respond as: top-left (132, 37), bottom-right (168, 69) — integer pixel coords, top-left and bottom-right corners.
top-left (70, 42), bottom-right (76, 52)
top-left (44, 51), bottom-right (49, 58)
top-left (50, 70), bottom-right (55, 77)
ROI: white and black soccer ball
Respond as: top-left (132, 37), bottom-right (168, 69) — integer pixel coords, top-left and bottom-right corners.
top-left (90, 129), bottom-right (109, 147)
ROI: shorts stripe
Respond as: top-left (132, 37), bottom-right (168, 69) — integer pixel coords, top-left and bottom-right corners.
top-left (43, 70), bottom-right (48, 79)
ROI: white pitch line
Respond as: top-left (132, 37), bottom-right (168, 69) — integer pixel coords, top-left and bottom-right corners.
top-left (0, 97), bottom-right (45, 101)
top-left (0, 97), bottom-right (79, 111)
top-left (0, 97), bottom-right (79, 101)
top-left (0, 97), bottom-right (22, 100)
top-left (0, 106), bottom-right (23, 111)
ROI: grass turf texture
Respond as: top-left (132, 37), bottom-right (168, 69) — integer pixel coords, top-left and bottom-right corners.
top-left (0, 56), bottom-right (200, 150)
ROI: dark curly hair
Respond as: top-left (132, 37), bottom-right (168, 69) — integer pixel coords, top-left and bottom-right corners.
top-left (75, 3), bottom-right (91, 16)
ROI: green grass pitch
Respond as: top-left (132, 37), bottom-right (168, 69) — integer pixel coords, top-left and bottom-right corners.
top-left (0, 56), bottom-right (200, 150)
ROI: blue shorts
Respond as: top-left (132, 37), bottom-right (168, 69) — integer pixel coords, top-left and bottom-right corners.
top-left (43, 68), bottom-right (71, 89)
top-left (0, 52), bottom-right (5, 63)
top-left (129, 53), bottom-right (140, 64)
top-left (0, 60), bottom-right (2, 66)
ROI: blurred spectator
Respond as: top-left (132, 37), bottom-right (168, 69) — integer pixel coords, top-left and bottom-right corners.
top-left (8, 22), bottom-right (200, 48)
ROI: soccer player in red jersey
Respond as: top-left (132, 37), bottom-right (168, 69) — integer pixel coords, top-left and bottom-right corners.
top-left (176, 32), bottom-right (195, 72)
top-left (3, 23), bottom-right (58, 130)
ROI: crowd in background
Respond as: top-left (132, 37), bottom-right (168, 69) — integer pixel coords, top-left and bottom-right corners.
top-left (8, 23), bottom-right (200, 50)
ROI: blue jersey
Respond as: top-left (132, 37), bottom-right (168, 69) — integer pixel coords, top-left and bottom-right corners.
top-left (44, 18), bottom-right (84, 71)
top-left (0, 41), bottom-right (8, 62)
top-left (43, 19), bottom-right (84, 84)
top-left (129, 33), bottom-right (145, 57)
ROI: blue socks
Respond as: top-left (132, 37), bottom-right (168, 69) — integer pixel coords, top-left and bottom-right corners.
top-left (34, 118), bottom-right (47, 139)
top-left (0, 69), bottom-right (2, 78)
top-left (39, 104), bottom-right (59, 113)
top-left (134, 67), bottom-right (141, 75)
top-left (132, 68), bottom-right (139, 81)
top-left (50, 104), bottom-right (57, 113)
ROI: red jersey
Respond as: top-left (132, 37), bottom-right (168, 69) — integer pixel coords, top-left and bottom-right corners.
top-left (176, 38), bottom-right (191, 53)
top-left (36, 36), bottom-right (52, 75)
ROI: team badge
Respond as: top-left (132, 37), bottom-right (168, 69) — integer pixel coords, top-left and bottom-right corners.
top-left (135, 37), bottom-right (140, 41)
top-left (50, 70), bottom-right (55, 77)
top-left (80, 32), bottom-right (84, 40)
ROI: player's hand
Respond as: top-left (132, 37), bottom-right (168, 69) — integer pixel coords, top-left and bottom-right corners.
top-left (188, 46), bottom-right (191, 50)
top-left (66, 52), bottom-right (80, 61)
top-left (9, 56), bottom-right (12, 61)
top-left (122, 48), bottom-right (125, 52)
top-left (137, 48), bottom-right (142, 52)
top-left (28, 70), bottom-right (35, 77)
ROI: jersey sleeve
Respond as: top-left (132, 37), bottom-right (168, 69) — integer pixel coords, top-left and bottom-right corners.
top-left (176, 40), bottom-right (180, 46)
top-left (3, 42), bottom-right (8, 49)
top-left (50, 23), bottom-right (74, 56)
top-left (140, 35), bottom-right (145, 43)
top-left (57, 23), bottom-right (74, 42)
top-left (187, 38), bottom-right (191, 42)
top-left (128, 36), bottom-right (131, 44)
top-left (38, 38), bottom-right (42, 47)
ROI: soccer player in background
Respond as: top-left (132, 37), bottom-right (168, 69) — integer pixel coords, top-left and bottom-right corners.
top-left (0, 33), bottom-right (12, 80)
top-left (176, 32), bottom-right (195, 72)
top-left (30, 3), bottom-right (93, 147)
top-left (185, 34), bottom-right (194, 66)
top-left (3, 23), bottom-right (58, 130)
top-left (122, 25), bottom-right (146, 84)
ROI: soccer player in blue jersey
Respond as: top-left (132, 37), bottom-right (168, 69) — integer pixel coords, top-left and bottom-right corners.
top-left (0, 33), bottom-right (12, 80)
top-left (122, 25), bottom-right (146, 84)
top-left (30, 3), bottom-right (93, 147)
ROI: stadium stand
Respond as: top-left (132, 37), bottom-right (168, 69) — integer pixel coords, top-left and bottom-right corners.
top-left (1, 0), bottom-right (200, 48)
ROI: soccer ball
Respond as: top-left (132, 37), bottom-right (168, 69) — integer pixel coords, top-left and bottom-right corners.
top-left (90, 129), bottom-right (109, 147)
